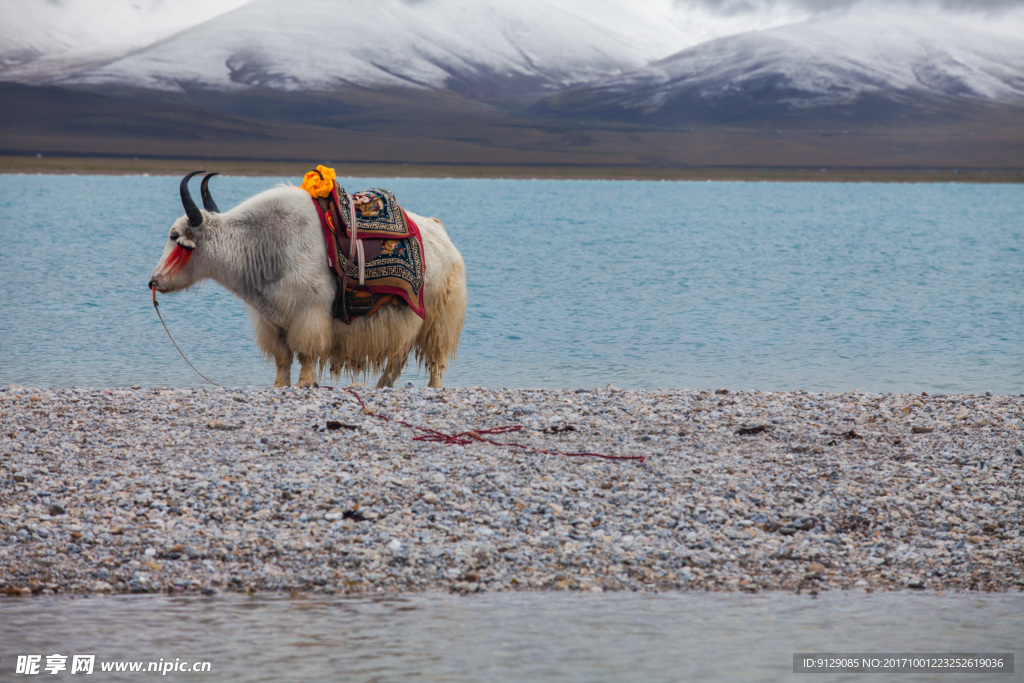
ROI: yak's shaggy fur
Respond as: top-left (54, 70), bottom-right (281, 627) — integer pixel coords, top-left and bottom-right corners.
top-left (150, 185), bottom-right (466, 388)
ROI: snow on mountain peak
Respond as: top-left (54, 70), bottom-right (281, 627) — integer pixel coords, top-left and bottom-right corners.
top-left (37, 0), bottom-right (695, 92)
top-left (0, 0), bottom-right (827, 93)
top-left (1, 0), bottom-right (1021, 111)
top-left (0, 0), bottom-right (253, 79)
top-left (535, 7), bottom-right (1024, 122)
top-left (666, 10), bottom-right (1024, 104)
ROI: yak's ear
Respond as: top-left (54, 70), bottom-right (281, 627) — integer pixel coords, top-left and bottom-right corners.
top-left (201, 172), bottom-right (220, 213)
top-left (180, 171), bottom-right (205, 227)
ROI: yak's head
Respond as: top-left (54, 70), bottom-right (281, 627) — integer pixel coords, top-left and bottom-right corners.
top-left (149, 171), bottom-right (221, 293)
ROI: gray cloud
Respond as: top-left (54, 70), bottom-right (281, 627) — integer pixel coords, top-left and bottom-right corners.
top-left (678, 0), bottom-right (1024, 15)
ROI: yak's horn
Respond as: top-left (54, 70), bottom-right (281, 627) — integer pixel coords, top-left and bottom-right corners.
top-left (200, 172), bottom-right (220, 213)
top-left (180, 171), bottom-right (205, 227)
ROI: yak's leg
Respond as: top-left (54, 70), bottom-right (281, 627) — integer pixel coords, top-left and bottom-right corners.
top-left (296, 353), bottom-right (319, 388)
top-left (416, 251), bottom-right (467, 390)
top-left (273, 350), bottom-right (293, 388)
top-left (288, 308), bottom-right (331, 389)
top-left (375, 353), bottom-right (410, 389)
top-left (426, 361), bottom-right (446, 389)
top-left (251, 314), bottom-right (292, 388)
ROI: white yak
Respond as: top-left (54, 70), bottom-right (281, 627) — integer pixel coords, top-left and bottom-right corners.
top-left (149, 172), bottom-right (466, 388)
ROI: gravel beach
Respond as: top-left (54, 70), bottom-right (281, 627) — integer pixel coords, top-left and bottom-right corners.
top-left (1, 384), bottom-right (1021, 597)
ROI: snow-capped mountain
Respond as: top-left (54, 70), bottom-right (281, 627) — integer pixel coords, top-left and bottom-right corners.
top-left (0, 0), bottom-right (815, 96)
top-left (0, 0), bottom-right (252, 81)
top-left (534, 11), bottom-right (1024, 124)
top-left (1, 0), bottom-right (1022, 126)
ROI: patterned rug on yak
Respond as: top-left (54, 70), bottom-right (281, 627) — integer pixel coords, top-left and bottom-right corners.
top-left (301, 166), bottom-right (425, 324)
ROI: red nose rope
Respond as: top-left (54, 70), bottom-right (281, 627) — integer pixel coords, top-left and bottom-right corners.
top-left (150, 287), bottom-right (641, 463)
top-left (151, 284), bottom-right (224, 388)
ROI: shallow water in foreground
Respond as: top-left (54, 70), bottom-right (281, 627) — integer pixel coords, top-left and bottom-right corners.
top-left (0, 175), bottom-right (1021, 393)
top-left (2, 591), bottom-right (1020, 681)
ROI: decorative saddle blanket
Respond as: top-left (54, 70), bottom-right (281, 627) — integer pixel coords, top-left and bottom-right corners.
top-left (301, 166), bottom-right (425, 323)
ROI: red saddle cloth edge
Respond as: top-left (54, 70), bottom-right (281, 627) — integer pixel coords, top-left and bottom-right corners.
top-left (311, 189), bottom-right (426, 320)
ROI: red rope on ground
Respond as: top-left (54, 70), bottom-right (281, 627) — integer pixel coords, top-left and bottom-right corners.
top-left (341, 387), bottom-right (645, 463)
top-left (153, 287), bottom-right (640, 463)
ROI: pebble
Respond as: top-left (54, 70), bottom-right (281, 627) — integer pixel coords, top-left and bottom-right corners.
top-left (0, 386), bottom-right (1022, 596)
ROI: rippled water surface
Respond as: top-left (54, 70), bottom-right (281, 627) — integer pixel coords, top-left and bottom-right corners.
top-left (1, 591), bottom-right (1021, 681)
top-left (0, 175), bottom-right (1020, 392)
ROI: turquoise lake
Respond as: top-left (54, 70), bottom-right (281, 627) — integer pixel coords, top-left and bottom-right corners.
top-left (0, 175), bottom-right (1020, 393)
